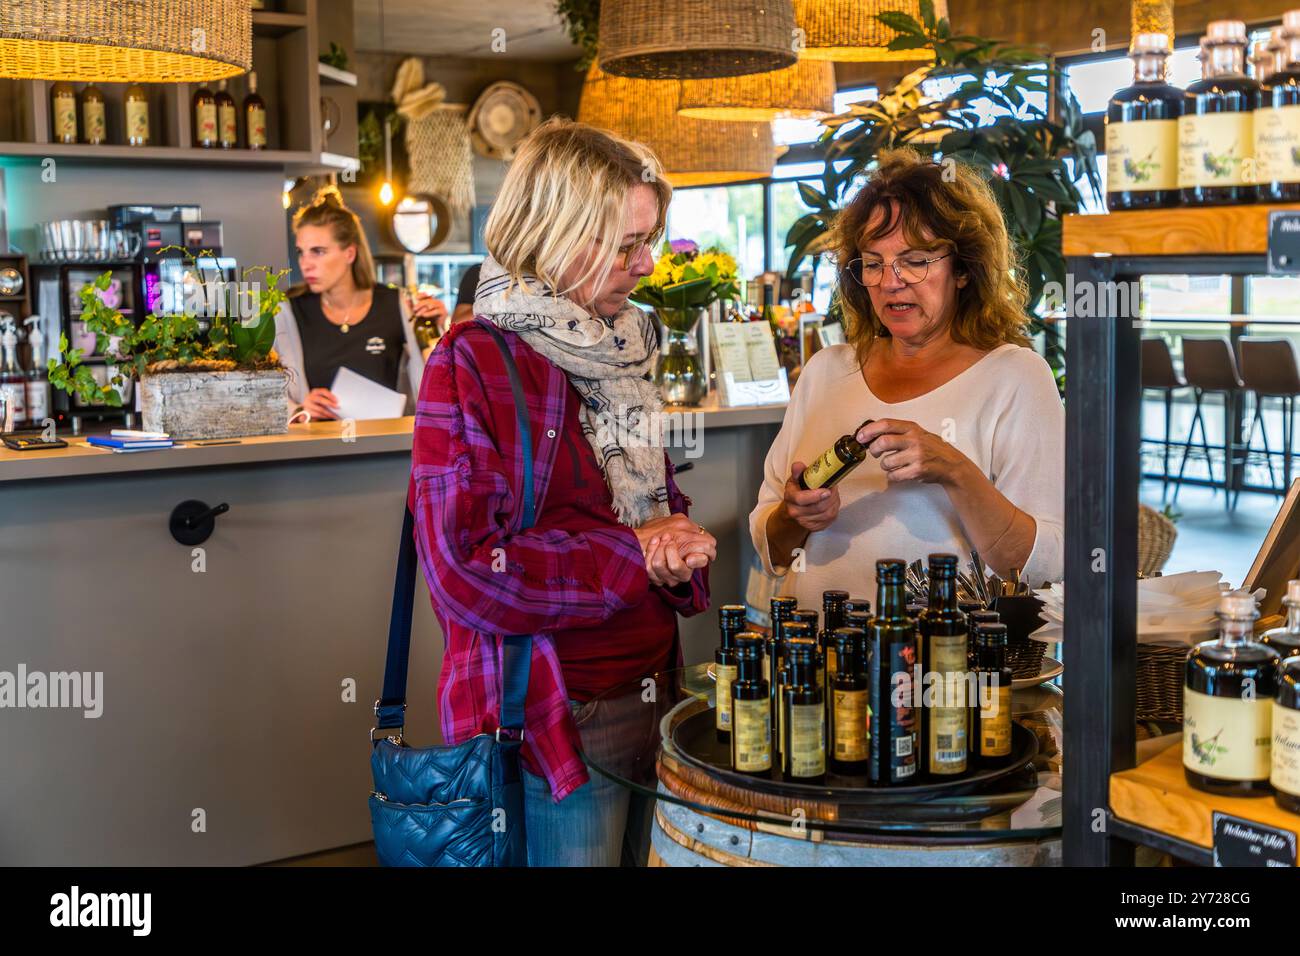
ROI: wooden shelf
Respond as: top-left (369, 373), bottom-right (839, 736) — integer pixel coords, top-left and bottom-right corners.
top-left (0, 141), bottom-right (316, 168)
top-left (1063, 204), bottom-right (1300, 258)
top-left (317, 62), bottom-right (357, 87)
top-left (1110, 740), bottom-right (1300, 857)
top-left (252, 11), bottom-right (308, 37)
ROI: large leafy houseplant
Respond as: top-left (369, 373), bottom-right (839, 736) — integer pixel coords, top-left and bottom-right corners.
top-left (785, 2), bottom-right (1100, 382)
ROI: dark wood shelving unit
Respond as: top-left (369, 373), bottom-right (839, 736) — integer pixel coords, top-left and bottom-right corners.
top-left (1060, 204), bottom-right (1300, 867)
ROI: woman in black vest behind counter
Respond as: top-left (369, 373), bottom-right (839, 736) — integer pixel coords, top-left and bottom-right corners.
top-left (273, 187), bottom-right (446, 420)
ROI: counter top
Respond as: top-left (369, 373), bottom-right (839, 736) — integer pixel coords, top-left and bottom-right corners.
top-left (1, 399), bottom-right (788, 482)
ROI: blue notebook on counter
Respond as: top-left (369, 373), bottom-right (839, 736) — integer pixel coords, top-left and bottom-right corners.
top-left (86, 436), bottom-right (174, 451)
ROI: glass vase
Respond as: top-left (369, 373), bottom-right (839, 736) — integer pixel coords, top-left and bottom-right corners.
top-left (654, 307), bottom-right (707, 406)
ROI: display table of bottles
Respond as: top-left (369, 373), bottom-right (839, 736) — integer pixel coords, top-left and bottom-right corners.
top-left (580, 665), bottom-right (1063, 867)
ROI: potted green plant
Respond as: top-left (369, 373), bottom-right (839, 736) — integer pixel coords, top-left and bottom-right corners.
top-left (49, 253), bottom-right (292, 439)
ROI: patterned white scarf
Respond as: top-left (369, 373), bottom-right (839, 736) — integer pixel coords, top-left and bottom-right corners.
top-left (473, 256), bottom-right (670, 527)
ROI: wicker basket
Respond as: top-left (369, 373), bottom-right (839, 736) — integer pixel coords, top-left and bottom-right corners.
top-left (1007, 635), bottom-right (1047, 681)
top-left (1136, 643), bottom-right (1188, 723)
top-left (1137, 504), bottom-right (1178, 577)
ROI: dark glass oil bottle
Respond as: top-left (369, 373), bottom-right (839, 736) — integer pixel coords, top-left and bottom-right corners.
top-left (792, 608), bottom-right (822, 702)
top-left (767, 596), bottom-right (797, 746)
top-left (1184, 592), bottom-right (1279, 796)
top-left (1258, 16), bottom-right (1300, 202)
top-left (782, 642), bottom-right (826, 784)
top-left (918, 554), bottom-right (969, 779)
top-left (975, 623), bottom-right (1014, 767)
top-left (830, 628), bottom-right (870, 776)
top-left (965, 609), bottom-right (1000, 749)
top-left (1274, 657), bottom-right (1300, 814)
top-left (730, 638), bottom-right (772, 775)
top-left (1259, 579), bottom-right (1300, 659)
top-left (798, 420), bottom-right (875, 490)
top-left (192, 83), bottom-right (217, 148)
top-left (1180, 21), bottom-right (1261, 206)
top-left (820, 590), bottom-right (849, 726)
top-left (1107, 32), bottom-right (1183, 210)
top-left (868, 559), bottom-right (919, 786)
top-left (714, 604), bottom-right (747, 743)
top-left (778, 622), bottom-right (814, 773)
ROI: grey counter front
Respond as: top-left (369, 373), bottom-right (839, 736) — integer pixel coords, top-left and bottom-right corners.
top-left (0, 403), bottom-right (784, 865)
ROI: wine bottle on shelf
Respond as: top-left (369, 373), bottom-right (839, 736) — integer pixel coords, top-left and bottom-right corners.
top-left (1275, 658), bottom-right (1300, 814)
top-left (0, 321), bottom-right (29, 428)
top-left (1258, 12), bottom-right (1300, 202)
top-left (714, 604), bottom-right (747, 743)
top-left (1183, 592), bottom-right (1278, 795)
top-left (782, 641), bottom-right (826, 784)
top-left (797, 419), bottom-right (876, 491)
top-left (80, 83), bottom-right (106, 146)
top-left (193, 83), bottom-right (217, 148)
top-left (1107, 32), bottom-right (1183, 210)
top-left (244, 71), bottom-right (268, 150)
top-left (1179, 20), bottom-right (1260, 206)
top-left (125, 84), bottom-right (151, 146)
top-left (51, 82), bottom-right (77, 145)
top-left (216, 79), bottom-right (238, 149)
top-left (974, 622), bottom-right (1014, 767)
top-left (868, 559), bottom-right (919, 786)
top-left (1260, 579), bottom-right (1300, 659)
top-left (830, 628), bottom-right (869, 776)
top-left (918, 554), bottom-right (969, 779)
top-left (731, 637), bottom-right (772, 775)
top-left (22, 317), bottom-right (50, 429)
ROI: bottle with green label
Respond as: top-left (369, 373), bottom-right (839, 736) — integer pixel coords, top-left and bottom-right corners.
top-left (1179, 20), bottom-right (1261, 206)
top-left (1183, 592), bottom-right (1279, 796)
top-left (1107, 32), bottom-right (1183, 210)
top-left (798, 419), bottom-right (875, 491)
top-left (1258, 12), bottom-right (1300, 202)
top-left (1274, 657), bottom-right (1300, 814)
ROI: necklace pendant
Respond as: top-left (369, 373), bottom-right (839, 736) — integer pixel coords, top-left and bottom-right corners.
top-left (340, 322), bottom-right (349, 334)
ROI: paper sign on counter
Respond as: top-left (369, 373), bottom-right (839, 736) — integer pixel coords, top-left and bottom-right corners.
top-left (329, 366), bottom-right (407, 421)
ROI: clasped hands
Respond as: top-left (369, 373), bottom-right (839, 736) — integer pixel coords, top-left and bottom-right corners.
top-left (632, 514), bottom-right (716, 587)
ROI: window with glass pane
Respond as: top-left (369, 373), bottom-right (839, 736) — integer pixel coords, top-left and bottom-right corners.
top-left (665, 183), bottom-right (765, 278)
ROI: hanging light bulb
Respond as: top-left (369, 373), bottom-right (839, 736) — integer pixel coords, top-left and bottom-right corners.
top-left (379, 115), bottom-right (396, 206)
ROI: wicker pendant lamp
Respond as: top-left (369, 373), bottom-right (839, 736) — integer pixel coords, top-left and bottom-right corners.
top-left (679, 58), bottom-right (835, 121)
top-left (793, 0), bottom-right (946, 62)
top-left (598, 0), bottom-right (798, 79)
top-left (578, 64), bottom-right (775, 186)
top-left (0, 0), bottom-right (251, 82)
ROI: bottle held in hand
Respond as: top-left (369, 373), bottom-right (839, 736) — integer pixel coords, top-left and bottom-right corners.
top-left (798, 419), bottom-right (875, 490)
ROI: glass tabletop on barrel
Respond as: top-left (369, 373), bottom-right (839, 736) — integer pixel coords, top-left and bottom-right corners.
top-left (577, 663), bottom-right (1062, 843)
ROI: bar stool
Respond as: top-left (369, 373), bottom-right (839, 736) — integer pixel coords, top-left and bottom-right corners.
top-left (1174, 337), bottom-right (1246, 509)
top-left (1236, 337), bottom-right (1300, 504)
top-left (1141, 337), bottom-right (1187, 496)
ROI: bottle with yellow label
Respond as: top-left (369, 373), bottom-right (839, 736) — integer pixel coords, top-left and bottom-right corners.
top-left (80, 83), bottom-right (106, 146)
top-left (919, 554), bottom-right (969, 778)
top-left (125, 85), bottom-right (150, 146)
top-left (51, 82), bottom-right (77, 145)
top-left (975, 622), bottom-right (1014, 767)
top-left (830, 628), bottom-right (869, 776)
top-left (767, 596), bottom-right (797, 754)
top-left (1274, 657), bottom-right (1300, 814)
top-left (1258, 12), bottom-right (1300, 202)
top-left (730, 637), bottom-right (772, 775)
top-left (216, 79), bottom-right (238, 149)
top-left (193, 84), bottom-right (217, 148)
top-left (714, 604), bottom-right (747, 743)
top-left (868, 559), bottom-right (919, 786)
top-left (797, 419), bottom-right (875, 491)
top-left (1107, 32), bottom-right (1183, 210)
top-left (821, 589), bottom-right (848, 726)
top-left (1179, 21), bottom-right (1261, 206)
top-left (782, 641), bottom-right (826, 784)
top-left (777, 621), bottom-right (814, 770)
top-left (1184, 592), bottom-right (1279, 796)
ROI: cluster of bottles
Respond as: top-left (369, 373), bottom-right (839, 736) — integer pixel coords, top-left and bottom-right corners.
top-left (1183, 581), bottom-right (1300, 814)
top-left (0, 317), bottom-right (50, 431)
top-left (712, 555), bottom-right (1015, 787)
top-left (1106, 15), bottom-right (1300, 209)
top-left (49, 75), bottom-right (267, 151)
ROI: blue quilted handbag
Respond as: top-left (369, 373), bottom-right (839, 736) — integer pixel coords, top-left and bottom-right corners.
top-left (369, 321), bottom-right (533, 867)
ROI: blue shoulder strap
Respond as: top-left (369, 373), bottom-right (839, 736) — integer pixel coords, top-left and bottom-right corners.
top-left (375, 320), bottom-right (534, 736)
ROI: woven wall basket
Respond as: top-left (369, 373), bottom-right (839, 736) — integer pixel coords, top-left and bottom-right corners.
top-left (598, 0), bottom-right (798, 79)
top-left (0, 0), bottom-right (251, 82)
top-left (406, 105), bottom-right (476, 217)
top-left (793, 0), bottom-right (946, 62)
top-left (679, 58), bottom-right (835, 121)
top-left (579, 64), bottom-right (775, 186)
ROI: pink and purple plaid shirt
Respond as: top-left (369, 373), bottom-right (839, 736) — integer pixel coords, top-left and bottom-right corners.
top-left (408, 320), bottom-right (709, 802)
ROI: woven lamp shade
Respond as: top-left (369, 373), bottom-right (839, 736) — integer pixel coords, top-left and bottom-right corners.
top-left (794, 0), bottom-right (946, 62)
top-left (679, 58), bottom-right (835, 120)
top-left (598, 0), bottom-right (798, 80)
top-left (0, 0), bottom-right (251, 82)
top-left (579, 64), bottom-right (775, 187)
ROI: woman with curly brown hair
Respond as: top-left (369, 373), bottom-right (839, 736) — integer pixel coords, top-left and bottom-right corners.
top-left (749, 148), bottom-right (1064, 603)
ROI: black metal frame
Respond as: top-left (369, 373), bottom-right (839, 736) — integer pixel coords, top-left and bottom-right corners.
top-left (1063, 251), bottom-right (1268, 866)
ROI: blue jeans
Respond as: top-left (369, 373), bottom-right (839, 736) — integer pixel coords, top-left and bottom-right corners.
top-left (523, 692), bottom-right (663, 867)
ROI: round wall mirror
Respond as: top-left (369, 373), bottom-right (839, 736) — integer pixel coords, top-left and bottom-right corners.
top-left (386, 193), bottom-right (451, 253)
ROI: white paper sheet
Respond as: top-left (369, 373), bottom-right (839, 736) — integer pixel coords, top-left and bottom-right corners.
top-left (329, 366), bottom-right (406, 421)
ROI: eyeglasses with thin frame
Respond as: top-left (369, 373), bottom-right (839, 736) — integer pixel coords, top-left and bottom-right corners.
top-left (608, 234), bottom-right (658, 270)
top-left (843, 252), bottom-right (952, 287)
